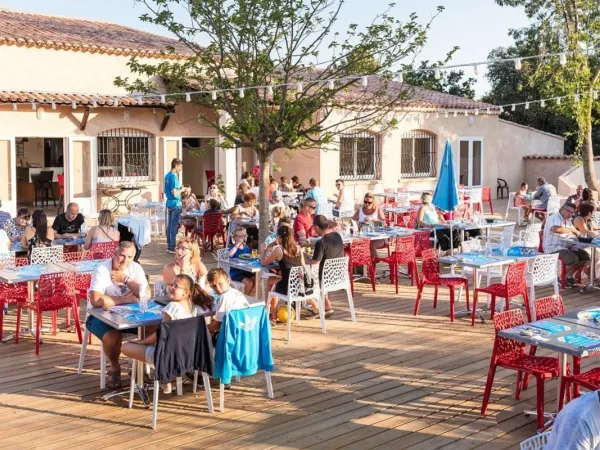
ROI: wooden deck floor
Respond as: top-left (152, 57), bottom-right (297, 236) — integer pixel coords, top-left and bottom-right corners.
top-left (1, 206), bottom-right (596, 449)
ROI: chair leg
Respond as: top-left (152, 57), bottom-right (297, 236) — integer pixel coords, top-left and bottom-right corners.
top-left (489, 295), bottom-right (497, 320)
top-left (394, 262), bottom-right (399, 294)
top-left (52, 311), bottom-right (57, 335)
top-left (522, 345), bottom-right (538, 391)
top-left (346, 288), bottom-right (356, 322)
top-left (72, 302), bottom-right (83, 344)
top-left (465, 281), bottom-right (470, 310)
top-left (369, 264), bottom-right (376, 292)
top-left (77, 328), bottom-right (90, 375)
top-left (286, 301), bottom-right (292, 342)
top-left (449, 287), bottom-right (455, 322)
top-left (349, 267), bottom-right (355, 295)
top-left (265, 371), bottom-right (274, 399)
top-left (516, 370), bottom-right (523, 400)
top-left (433, 286), bottom-right (438, 309)
top-left (15, 304), bottom-right (22, 344)
top-left (559, 376), bottom-right (569, 411)
top-left (129, 358), bottom-right (137, 408)
top-left (100, 346), bottom-right (106, 390)
top-left (413, 283), bottom-right (424, 316)
top-left (471, 291), bottom-right (478, 326)
top-left (480, 361), bottom-right (497, 415)
top-left (535, 377), bottom-right (546, 432)
top-left (152, 379), bottom-right (160, 430)
top-left (489, 200), bottom-right (494, 215)
top-left (36, 309), bottom-right (42, 355)
top-left (573, 357), bottom-right (581, 398)
top-left (0, 299), bottom-right (4, 341)
top-left (318, 294), bottom-right (327, 334)
top-left (522, 290), bottom-right (532, 322)
top-left (202, 372), bottom-right (214, 413)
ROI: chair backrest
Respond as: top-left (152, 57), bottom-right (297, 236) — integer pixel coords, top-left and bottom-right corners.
top-left (481, 186), bottom-right (491, 202)
top-left (154, 279), bottom-right (166, 297)
top-left (62, 251), bottom-right (92, 262)
top-left (37, 272), bottom-right (77, 312)
top-left (203, 212), bottom-right (225, 234)
top-left (533, 295), bottom-right (565, 321)
top-left (153, 202), bottom-right (167, 218)
top-left (397, 187), bottom-right (407, 193)
top-left (321, 257), bottom-right (350, 294)
top-left (420, 248), bottom-right (440, 282)
top-left (348, 238), bottom-right (371, 266)
top-left (130, 203), bottom-right (147, 216)
top-left (547, 196), bottom-right (561, 215)
top-left (466, 187), bottom-right (483, 203)
top-left (507, 192), bottom-right (517, 209)
top-left (519, 430), bottom-right (551, 450)
top-left (0, 251), bottom-right (16, 268)
top-left (493, 309), bottom-right (526, 359)
top-left (531, 253), bottom-right (559, 287)
top-left (461, 238), bottom-right (482, 253)
top-left (216, 248), bottom-right (232, 276)
top-left (413, 230), bottom-right (432, 257)
top-left (506, 261), bottom-right (528, 297)
top-left (57, 173), bottom-right (65, 194)
top-left (522, 223), bottom-right (542, 248)
top-left (392, 236), bottom-right (416, 263)
top-left (396, 193), bottom-right (410, 207)
top-left (497, 178), bottom-right (508, 188)
top-left (384, 188), bottom-right (395, 194)
top-left (30, 245), bottom-right (64, 265)
top-left (499, 225), bottom-right (515, 250)
top-left (90, 241), bottom-right (119, 259)
top-left (318, 202), bottom-right (333, 220)
top-left (537, 230), bottom-right (544, 252)
top-left (287, 265), bottom-right (319, 300)
top-left (592, 212), bottom-right (600, 228)
top-left (405, 209), bottom-right (419, 229)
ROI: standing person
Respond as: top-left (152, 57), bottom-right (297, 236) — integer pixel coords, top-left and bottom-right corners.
top-left (304, 178), bottom-right (328, 214)
top-left (309, 215), bottom-right (342, 317)
top-left (532, 177), bottom-right (557, 221)
top-left (52, 202), bottom-right (85, 238)
top-left (333, 179), bottom-right (352, 209)
top-left (293, 198), bottom-right (317, 241)
top-left (83, 209), bottom-right (120, 250)
top-left (21, 209), bottom-right (54, 257)
top-left (164, 158), bottom-right (184, 254)
top-left (352, 192), bottom-right (387, 257)
top-left (86, 241), bottom-right (149, 389)
top-left (291, 176), bottom-right (306, 194)
top-left (2, 207), bottom-right (30, 242)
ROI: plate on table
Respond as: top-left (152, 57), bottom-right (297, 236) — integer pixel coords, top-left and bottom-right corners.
top-left (239, 254), bottom-right (258, 261)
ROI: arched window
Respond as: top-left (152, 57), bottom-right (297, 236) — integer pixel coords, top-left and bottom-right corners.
top-left (338, 130), bottom-right (380, 180)
top-left (97, 128), bottom-right (154, 180)
top-left (400, 130), bottom-right (437, 178)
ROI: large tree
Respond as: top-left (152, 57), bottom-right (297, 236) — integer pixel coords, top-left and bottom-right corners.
top-left (116, 0), bottom-right (445, 241)
top-left (496, 0), bottom-right (600, 191)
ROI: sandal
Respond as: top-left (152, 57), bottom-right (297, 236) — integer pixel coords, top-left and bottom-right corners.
top-left (107, 370), bottom-right (122, 389)
top-left (269, 318), bottom-right (277, 326)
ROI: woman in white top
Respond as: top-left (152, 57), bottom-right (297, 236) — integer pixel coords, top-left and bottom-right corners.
top-left (352, 192), bottom-right (386, 257)
top-left (121, 274), bottom-right (213, 388)
top-left (205, 183), bottom-right (228, 209)
top-left (162, 237), bottom-right (208, 292)
top-left (83, 209), bottom-right (120, 250)
top-left (333, 179), bottom-right (353, 210)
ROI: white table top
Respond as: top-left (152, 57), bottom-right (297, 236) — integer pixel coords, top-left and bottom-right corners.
top-left (438, 254), bottom-right (516, 269)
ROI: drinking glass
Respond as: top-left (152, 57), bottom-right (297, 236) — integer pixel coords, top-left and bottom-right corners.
top-left (139, 291), bottom-right (148, 314)
top-left (402, 214), bottom-right (410, 228)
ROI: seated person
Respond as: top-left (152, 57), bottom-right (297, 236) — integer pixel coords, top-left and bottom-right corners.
top-left (83, 209), bottom-right (120, 250)
top-left (86, 241), bottom-right (150, 389)
top-left (269, 190), bottom-right (286, 211)
top-left (205, 198), bottom-right (221, 214)
top-left (22, 209), bottom-right (54, 256)
top-left (580, 187), bottom-right (599, 211)
top-left (163, 237), bottom-right (208, 291)
top-left (234, 183), bottom-right (250, 206)
top-left (181, 185), bottom-right (200, 211)
top-left (293, 198), bottom-right (317, 241)
top-left (291, 176), bottom-right (306, 193)
top-left (566, 184), bottom-right (583, 205)
top-left (417, 192), bottom-right (460, 255)
top-left (573, 202), bottom-right (598, 283)
top-left (454, 192), bottom-right (481, 239)
top-left (230, 192), bottom-right (258, 219)
top-left (352, 192), bottom-right (386, 258)
top-left (121, 273), bottom-right (213, 393)
top-left (545, 389), bottom-right (600, 450)
top-left (205, 183), bottom-right (228, 209)
top-left (542, 202), bottom-right (588, 287)
top-left (228, 226), bottom-right (255, 296)
top-left (206, 268), bottom-right (250, 342)
top-left (532, 177), bottom-right (556, 221)
top-left (2, 207), bottom-right (30, 242)
top-left (53, 202), bottom-right (85, 238)
top-left (515, 182), bottom-right (533, 222)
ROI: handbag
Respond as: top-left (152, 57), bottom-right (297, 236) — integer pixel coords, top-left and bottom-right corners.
top-left (298, 251), bottom-right (315, 296)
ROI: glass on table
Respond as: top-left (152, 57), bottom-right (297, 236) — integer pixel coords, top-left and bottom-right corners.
top-left (139, 291), bottom-right (149, 313)
top-left (402, 214), bottom-right (411, 228)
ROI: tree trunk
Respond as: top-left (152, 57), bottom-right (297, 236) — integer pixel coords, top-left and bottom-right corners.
top-left (582, 111), bottom-right (600, 192)
top-left (257, 151), bottom-right (271, 244)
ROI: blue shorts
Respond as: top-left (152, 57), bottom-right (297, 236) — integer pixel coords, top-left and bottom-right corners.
top-left (86, 315), bottom-right (136, 340)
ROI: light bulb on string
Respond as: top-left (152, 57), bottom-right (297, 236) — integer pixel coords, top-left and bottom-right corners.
top-left (72, 100), bottom-right (77, 109)
top-left (435, 112), bottom-right (439, 119)
top-left (361, 76), bottom-right (368, 87)
top-left (541, 99), bottom-right (546, 107)
top-left (137, 97), bottom-right (143, 106)
top-left (160, 95), bottom-right (166, 104)
top-left (559, 53), bottom-right (567, 65)
top-left (499, 106), bottom-right (503, 112)
top-left (511, 104), bottom-right (516, 111)
top-left (267, 85), bottom-right (273, 96)
top-left (525, 102), bottom-right (530, 110)
top-left (444, 112), bottom-right (448, 118)
top-left (594, 91), bottom-right (599, 100)
top-left (475, 109), bottom-right (479, 116)
top-left (514, 58), bottom-right (522, 70)
top-left (51, 102), bottom-right (56, 110)
top-left (453, 111), bottom-right (457, 117)
top-left (31, 103), bottom-right (36, 111)
top-left (486, 108), bottom-right (491, 115)
top-left (556, 97), bottom-right (562, 105)
top-left (92, 98), bottom-right (97, 108)
top-left (473, 64), bottom-right (479, 76)
top-left (396, 71), bottom-right (403, 83)
top-left (12, 103), bottom-right (16, 111)
top-left (296, 82), bottom-right (303, 93)
top-left (464, 110), bottom-right (468, 116)
top-left (328, 79), bottom-right (335, 89)
top-left (185, 93), bottom-right (191, 102)
top-left (239, 88), bottom-right (245, 98)
top-left (211, 91), bottom-right (217, 101)
top-left (425, 113), bottom-right (430, 119)
top-left (434, 68), bottom-right (441, 80)
top-left (114, 97), bottom-right (119, 107)
top-left (574, 94), bottom-right (580, 103)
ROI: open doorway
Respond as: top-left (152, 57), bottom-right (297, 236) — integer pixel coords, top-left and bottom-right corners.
top-left (15, 137), bottom-right (64, 218)
top-left (182, 138), bottom-right (215, 198)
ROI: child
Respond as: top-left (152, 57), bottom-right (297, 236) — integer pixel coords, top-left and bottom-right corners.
top-left (206, 268), bottom-right (249, 342)
top-left (516, 182), bottom-right (531, 222)
top-left (228, 226), bottom-right (255, 295)
top-left (121, 274), bottom-right (213, 392)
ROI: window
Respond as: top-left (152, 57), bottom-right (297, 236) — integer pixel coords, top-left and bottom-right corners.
top-left (400, 130), bottom-right (437, 178)
top-left (339, 130), bottom-right (380, 180)
top-left (97, 128), bottom-right (153, 180)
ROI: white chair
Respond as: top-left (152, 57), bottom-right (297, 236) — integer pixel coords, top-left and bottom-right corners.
top-left (484, 225), bottom-right (515, 251)
top-left (320, 257), bottom-right (356, 332)
top-left (153, 279), bottom-right (166, 297)
top-left (526, 253), bottom-right (560, 320)
top-left (459, 238), bottom-right (502, 286)
top-left (505, 192), bottom-right (524, 225)
top-left (30, 245), bottom-right (64, 264)
top-left (216, 248), bottom-right (245, 292)
top-left (465, 187), bottom-right (483, 214)
top-left (519, 430), bottom-right (551, 450)
top-left (318, 202), bottom-right (333, 220)
top-left (150, 202), bottom-right (167, 239)
top-left (269, 265), bottom-right (325, 342)
top-left (592, 211), bottom-right (600, 228)
top-left (532, 196), bottom-right (561, 223)
top-left (130, 202), bottom-right (147, 216)
top-left (514, 223), bottom-right (542, 248)
top-left (396, 193), bottom-right (410, 207)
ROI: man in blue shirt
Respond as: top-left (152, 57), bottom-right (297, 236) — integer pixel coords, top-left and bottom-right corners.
top-left (304, 178), bottom-right (328, 215)
top-left (164, 158), bottom-right (183, 253)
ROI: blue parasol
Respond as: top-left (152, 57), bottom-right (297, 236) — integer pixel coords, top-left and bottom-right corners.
top-left (432, 139), bottom-right (459, 213)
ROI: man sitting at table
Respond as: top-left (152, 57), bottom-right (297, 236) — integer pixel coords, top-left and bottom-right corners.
top-left (542, 201), bottom-right (589, 287)
top-left (87, 241), bottom-right (150, 389)
top-left (2, 207), bottom-right (30, 242)
top-left (532, 177), bottom-right (557, 221)
top-left (294, 198), bottom-right (316, 241)
top-left (53, 202), bottom-right (85, 238)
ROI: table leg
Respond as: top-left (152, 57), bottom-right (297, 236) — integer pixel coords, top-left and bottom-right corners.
top-left (454, 267), bottom-right (484, 321)
top-left (580, 246), bottom-right (597, 293)
top-left (3, 281), bottom-right (40, 343)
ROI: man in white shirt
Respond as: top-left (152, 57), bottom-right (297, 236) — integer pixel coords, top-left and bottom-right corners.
top-left (545, 390), bottom-right (600, 450)
top-left (86, 241), bottom-right (149, 388)
top-left (542, 202), bottom-right (589, 286)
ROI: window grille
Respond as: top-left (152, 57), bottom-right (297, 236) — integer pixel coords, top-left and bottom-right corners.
top-left (400, 130), bottom-right (437, 178)
top-left (97, 128), bottom-right (153, 181)
top-left (339, 131), bottom-right (380, 180)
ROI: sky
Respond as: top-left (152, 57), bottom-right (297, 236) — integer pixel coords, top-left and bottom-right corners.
top-left (0, 0), bottom-right (532, 98)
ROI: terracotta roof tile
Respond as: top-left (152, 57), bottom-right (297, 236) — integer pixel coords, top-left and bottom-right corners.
top-left (0, 9), bottom-right (195, 59)
top-left (0, 90), bottom-right (170, 107)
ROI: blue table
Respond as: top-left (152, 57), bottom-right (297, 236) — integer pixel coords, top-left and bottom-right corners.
top-left (59, 258), bottom-right (107, 274)
top-left (11, 237), bottom-right (85, 253)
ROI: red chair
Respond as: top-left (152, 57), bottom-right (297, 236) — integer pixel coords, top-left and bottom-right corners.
top-left (413, 248), bottom-right (469, 322)
top-left (0, 254), bottom-right (28, 341)
top-left (373, 236), bottom-right (418, 294)
top-left (413, 230), bottom-right (432, 258)
top-left (345, 238), bottom-right (376, 294)
top-left (472, 261), bottom-right (530, 326)
top-left (89, 241), bottom-right (119, 260)
top-left (62, 251), bottom-right (93, 329)
top-left (559, 367), bottom-right (600, 411)
top-left (399, 209), bottom-right (419, 229)
top-left (16, 272), bottom-right (82, 355)
top-left (57, 173), bottom-right (65, 215)
top-left (475, 187), bottom-right (494, 215)
top-left (193, 212), bottom-right (226, 256)
top-left (481, 309), bottom-right (565, 432)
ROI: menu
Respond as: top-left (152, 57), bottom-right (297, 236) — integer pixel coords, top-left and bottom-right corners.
top-left (109, 301), bottom-right (163, 322)
top-left (556, 332), bottom-right (600, 349)
top-left (527, 320), bottom-right (571, 335)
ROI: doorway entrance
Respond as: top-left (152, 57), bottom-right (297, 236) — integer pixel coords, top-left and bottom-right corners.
top-left (458, 138), bottom-right (484, 186)
top-left (181, 138), bottom-right (215, 198)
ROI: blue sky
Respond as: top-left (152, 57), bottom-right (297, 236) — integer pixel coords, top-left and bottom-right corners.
top-left (0, 0), bottom-right (531, 97)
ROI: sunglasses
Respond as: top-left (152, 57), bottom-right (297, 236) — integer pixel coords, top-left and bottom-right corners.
top-left (19, 215), bottom-right (31, 220)
top-left (364, 200), bottom-right (373, 205)
top-left (306, 205), bottom-right (316, 210)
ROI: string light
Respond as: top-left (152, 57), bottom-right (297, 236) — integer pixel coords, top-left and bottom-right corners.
top-left (444, 112), bottom-right (448, 118)
top-left (185, 93), bottom-right (191, 102)
top-left (595, 91), bottom-right (599, 100)
top-left (361, 76), bottom-right (368, 87)
top-left (473, 64), bottom-right (479, 76)
top-left (541, 99), bottom-right (546, 107)
top-left (475, 109), bottom-right (479, 115)
top-left (12, 103), bottom-right (16, 111)
top-left (559, 53), bottom-right (567, 65)
top-left (435, 112), bottom-right (439, 119)
top-left (453, 111), bottom-right (457, 117)
top-left (137, 97), bottom-right (143, 106)
top-left (556, 97), bottom-right (562, 105)
top-left (160, 95), bottom-right (166, 104)
top-left (92, 98), bottom-right (97, 108)
top-left (434, 69), bottom-right (441, 80)
top-left (51, 102), bottom-right (56, 110)
top-left (514, 58), bottom-right (522, 70)
top-left (396, 71), bottom-right (403, 83)
top-left (296, 82), bottom-right (303, 93)
top-left (239, 88), bottom-right (245, 98)
top-left (72, 100), bottom-right (77, 109)
top-left (31, 103), bottom-right (36, 111)
top-left (464, 110), bottom-right (468, 116)
top-left (511, 104), bottom-right (516, 111)
top-left (574, 94), bottom-right (580, 103)
top-left (267, 85), bottom-right (273, 96)
top-left (328, 79), bottom-right (335, 89)
top-left (486, 108), bottom-right (491, 114)
top-left (525, 102), bottom-right (529, 110)
top-left (114, 97), bottom-right (119, 107)
top-left (211, 91), bottom-right (217, 100)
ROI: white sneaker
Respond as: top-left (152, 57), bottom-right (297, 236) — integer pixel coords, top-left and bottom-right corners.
top-left (160, 382), bottom-right (172, 394)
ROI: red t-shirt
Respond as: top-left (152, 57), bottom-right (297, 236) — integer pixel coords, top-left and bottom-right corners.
top-left (293, 212), bottom-right (315, 241)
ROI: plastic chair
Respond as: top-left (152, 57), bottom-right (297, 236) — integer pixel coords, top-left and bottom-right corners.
top-left (484, 225), bottom-right (515, 251)
top-left (62, 251), bottom-right (93, 327)
top-left (215, 248), bottom-right (245, 292)
top-left (526, 254), bottom-right (560, 315)
top-left (30, 245), bottom-right (64, 264)
top-left (472, 261), bottom-right (530, 325)
top-left (373, 236), bottom-right (418, 294)
top-left (57, 173), bottom-right (65, 215)
top-left (479, 187), bottom-right (494, 214)
top-left (497, 179), bottom-right (509, 200)
top-left (345, 238), bottom-right (376, 294)
top-left (514, 223), bottom-right (542, 248)
top-left (193, 212), bottom-right (226, 256)
top-left (320, 257), bottom-right (356, 329)
top-left (16, 272), bottom-right (82, 354)
top-left (153, 279), bottom-right (166, 297)
top-left (559, 367), bottom-right (600, 411)
top-left (505, 192), bottom-right (524, 225)
top-left (532, 196), bottom-right (561, 223)
top-left (214, 304), bottom-right (274, 412)
top-left (150, 202), bottom-right (167, 239)
top-left (318, 202), bottom-right (333, 220)
top-left (482, 309), bottom-right (565, 432)
top-left (538, 230), bottom-right (583, 288)
top-left (269, 265), bottom-right (324, 342)
top-left (0, 252), bottom-right (28, 341)
top-left (413, 248), bottom-right (469, 322)
top-left (398, 209), bottom-right (419, 228)
top-left (413, 230), bottom-right (432, 258)
top-left (89, 241), bottom-right (119, 260)
top-left (465, 187), bottom-right (483, 213)
top-left (519, 430), bottom-right (551, 450)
